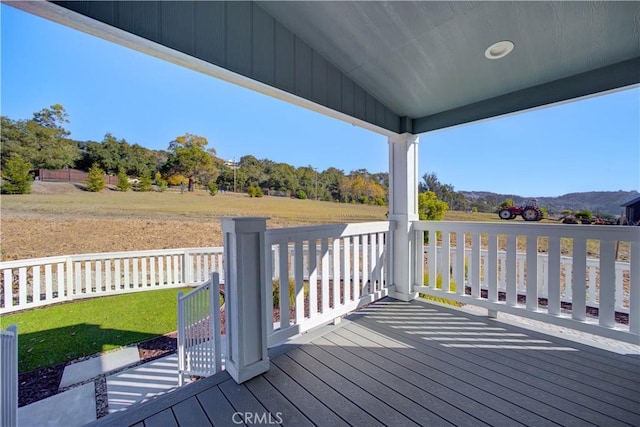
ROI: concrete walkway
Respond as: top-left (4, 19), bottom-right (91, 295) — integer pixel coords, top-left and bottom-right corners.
top-left (60, 346), bottom-right (140, 388)
top-left (106, 353), bottom-right (184, 413)
top-left (17, 383), bottom-right (96, 427)
top-left (18, 339), bottom-right (226, 426)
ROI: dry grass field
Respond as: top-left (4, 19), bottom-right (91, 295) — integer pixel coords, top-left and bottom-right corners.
top-left (1, 182), bottom-right (630, 261)
top-left (0, 182), bottom-right (388, 260)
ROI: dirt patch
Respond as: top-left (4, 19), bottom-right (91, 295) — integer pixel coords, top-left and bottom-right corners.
top-left (1, 217), bottom-right (223, 261)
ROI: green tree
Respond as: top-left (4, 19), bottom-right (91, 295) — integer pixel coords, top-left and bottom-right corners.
top-left (265, 162), bottom-right (298, 194)
top-left (116, 170), bottom-right (132, 192)
top-left (165, 134), bottom-right (217, 192)
top-left (239, 155), bottom-right (268, 189)
top-left (419, 172), bottom-right (467, 210)
top-left (320, 167), bottom-right (345, 201)
top-left (81, 133), bottom-right (158, 176)
top-left (418, 191), bottom-right (449, 221)
top-left (86, 163), bottom-right (106, 192)
top-left (1, 105), bottom-right (80, 169)
top-left (1, 155), bottom-right (33, 194)
top-left (137, 170), bottom-right (153, 191)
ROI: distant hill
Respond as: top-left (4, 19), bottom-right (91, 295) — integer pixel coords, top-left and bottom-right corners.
top-left (460, 190), bottom-right (639, 216)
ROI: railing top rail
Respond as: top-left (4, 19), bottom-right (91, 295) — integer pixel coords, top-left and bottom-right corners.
top-left (0, 247), bottom-right (224, 268)
top-left (413, 220), bottom-right (639, 241)
top-left (266, 221), bottom-right (390, 243)
top-left (0, 255), bottom-right (70, 269)
top-left (177, 278), bottom-right (213, 303)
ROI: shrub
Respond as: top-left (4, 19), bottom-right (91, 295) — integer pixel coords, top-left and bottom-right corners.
top-left (499, 199), bottom-right (514, 208)
top-left (85, 163), bottom-right (106, 192)
top-left (421, 273), bottom-right (463, 307)
top-left (575, 210), bottom-right (593, 220)
top-left (539, 206), bottom-right (548, 218)
top-left (418, 191), bottom-right (448, 221)
top-left (296, 189), bottom-right (307, 199)
top-left (247, 185), bottom-right (263, 198)
top-left (272, 278), bottom-right (309, 307)
top-left (155, 172), bottom-right (168, 192)
top-left (1, 156), bottom-right (33, 194)
top-left (116, 170), bottom-right (131, 192)
top-left (167, 174), bottom-right (187, 186)
top-left (471, 207), bottom-right (478, 213)
top-left (208, 181), bottom-right (218, 196)
top-left (137, 170), bottom-right (153, 192)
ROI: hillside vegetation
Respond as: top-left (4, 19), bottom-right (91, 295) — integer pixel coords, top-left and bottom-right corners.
top-left (461, 190), bottom-right (639, 216)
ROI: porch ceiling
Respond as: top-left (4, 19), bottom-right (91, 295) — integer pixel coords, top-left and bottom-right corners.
top-left (10, 1), bottom-right (640, 135)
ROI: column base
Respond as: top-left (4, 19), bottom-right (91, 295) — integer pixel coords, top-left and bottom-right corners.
top-left (389, 290), bottom-right (418, 302)
top-left (226, 358), bottom-right (270, 384)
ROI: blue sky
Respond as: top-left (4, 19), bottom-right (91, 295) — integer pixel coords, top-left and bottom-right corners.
top-left (1, 4), bottom-right (638, 197)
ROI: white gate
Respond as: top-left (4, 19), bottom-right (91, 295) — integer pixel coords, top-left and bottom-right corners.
top-left (177, 273), bottom-right (223, 386)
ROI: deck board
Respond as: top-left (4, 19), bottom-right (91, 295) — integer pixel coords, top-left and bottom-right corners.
top-left (171, 397), bottom-right (212, 427)
top-left (286, 347), bottom-right (421, 427)
top-left (314, 334), bottom-right (511, 427)
top-left (272, 353), bottom-right (385, 426)
top-left (243, 375), bottom-right (314, 427)
top-left (335, 322), bottom-right (563, 427)
top-left (354, 308), bottom-right (636, 426)
top-left (261, 362), bottom-right (347, 426)
top-left (88, 298), bottom-right (640, 427)
top-left (302, 341), bottom-right (463, 426)
top-left (143, 408), bottom-right (178, 427)
top-left (218, 378), bottom-right (269, 418)
top-left (196, 387), bottom-right (244, 427)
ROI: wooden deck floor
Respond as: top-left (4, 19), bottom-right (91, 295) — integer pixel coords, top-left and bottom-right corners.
top-left (88, 299), bottom-right (640, 427)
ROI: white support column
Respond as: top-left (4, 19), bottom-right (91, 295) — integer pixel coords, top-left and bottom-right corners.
top-left (221, 217), bottom-right (270, 384)
top-left (388, 133), bottom-right (420, 301)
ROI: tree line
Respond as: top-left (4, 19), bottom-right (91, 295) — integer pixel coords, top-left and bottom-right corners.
top-left (0, 104), bottom-right (387, 204)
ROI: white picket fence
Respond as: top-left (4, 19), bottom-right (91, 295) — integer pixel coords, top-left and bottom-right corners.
top-left (177, 273), bottom-right (222, 386)
top-left (1, 324), bottom-right (18, 427)
top-left (0, 248), bottom-right (224, 314)
top-left (265, 221), bottom-right (390, 346)
top-left (415, 221), bottom-right (639, 343)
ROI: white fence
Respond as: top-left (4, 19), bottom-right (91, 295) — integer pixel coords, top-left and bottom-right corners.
top-left (265, 221), bottom-right (390, 346)
top-left (0, 248), bottom-right (224, 314)
top-left (1, 324), bottom-right (18, 427)
top-left (177, 273), bottom-right (223, 386)
top-left (414, 221), bottom-right (639, 344)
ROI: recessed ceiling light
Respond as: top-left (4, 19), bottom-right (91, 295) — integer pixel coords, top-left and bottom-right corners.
top-left (485, 41), bottom-right (514, 60)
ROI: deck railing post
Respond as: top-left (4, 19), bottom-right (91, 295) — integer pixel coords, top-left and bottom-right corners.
top-left (387, 133), bottom-right (419, 301)
top-left (221, 217), bottom-right (270, 384)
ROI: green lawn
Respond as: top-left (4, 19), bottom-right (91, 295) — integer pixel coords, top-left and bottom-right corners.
top-left (1, 287), bottom-right (189, 373)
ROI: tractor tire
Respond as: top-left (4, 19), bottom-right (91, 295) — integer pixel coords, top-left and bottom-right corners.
top-left (498, 209), bottom-right (514, 220)
top-left (522, 208), bottom-right (541, 221)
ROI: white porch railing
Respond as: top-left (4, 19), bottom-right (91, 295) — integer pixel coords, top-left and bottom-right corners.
top-left (265, 221), bottom-right (390, 346)
top-left (177, 273), bottom-right (223, 386)
top-left (0, 247), bottom-right (224, 314)
top-left (1, 324), bottom-right (18, 427)
top-left (414, 221), bottom-right (639, 344)
top-left (430, 248), bottom-right (632, 314)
